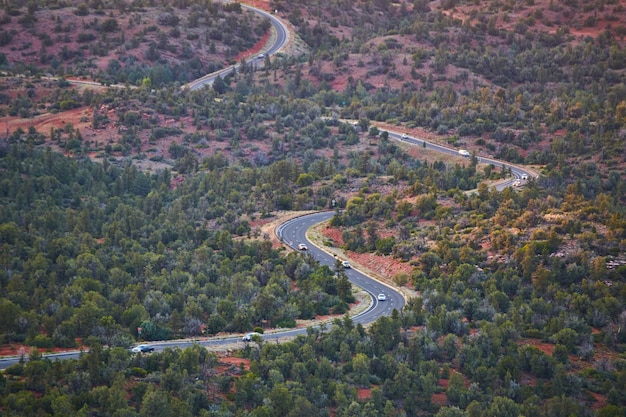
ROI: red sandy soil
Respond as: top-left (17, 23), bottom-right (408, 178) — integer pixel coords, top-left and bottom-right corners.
top-left (357, 387), bottom-right (372, 400)
top-left (243, 0), bottom-right (271, 12)
top-left (587, 391), bottom-right (609, 410)
top-left (438, 378), bottom-right (450, 389)
top-left (0, 339), bottom-right (87, 358)
top-left (296, 0), bottom-right (626, 105)
top-left (232, 31), bottom-right (270, 62)
top-left (217, 355), bottom-right (251, 372)
top-left (519, 338), bottom-right (555, 356)
top-left (321, 225), bottom-right (415, 280)
top-left (5, 0), bottom-right (620, 167)
top-left (431, 392), bottom-right (447, 406)
top-left (1, 1), bottom-right (276, 172)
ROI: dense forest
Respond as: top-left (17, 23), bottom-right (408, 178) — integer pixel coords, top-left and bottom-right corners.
top-left (1, 0), bottom-right (626, 416)
top-left (0, 143), bottom-right (359, 346)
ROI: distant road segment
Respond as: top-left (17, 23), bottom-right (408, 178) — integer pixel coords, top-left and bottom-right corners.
top-left (382, 130), bottom-right (539, 191)
top-left (185, 5), bottom-right (288, 91)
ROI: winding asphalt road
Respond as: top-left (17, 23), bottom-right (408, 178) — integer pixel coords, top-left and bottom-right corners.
top-left (0, 4), bottom-right (542, 369)
top-left (0, 122), bottom-right (542, 371)
top-left (0, 211), bottom-right (401, 369)
top-left (276, 211), bottom-right (404, 318)
top-left (384, 131), bottom-right (538, 191)
top-left (185, 5), bottom-right (288, 91)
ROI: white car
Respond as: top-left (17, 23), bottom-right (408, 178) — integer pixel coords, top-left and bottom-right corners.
top-left (377, 294), bottom-right (386, 301)
top-left (401, 133), bottom-right (408, 140)
top-left (242, 332), bottom-right (261, 342)
top-left (342, 260), bottom-right (351, 268)
top-left (298, 243), bottom-right (308, 250)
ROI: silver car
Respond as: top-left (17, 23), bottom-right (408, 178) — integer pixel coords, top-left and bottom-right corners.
top-left (242, 332), bottom-right (261, 342)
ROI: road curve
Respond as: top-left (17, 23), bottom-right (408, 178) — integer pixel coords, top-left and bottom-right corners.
top-left (185, 5), bottom-right (289, 91)
top-left (0, 211), bottom-right (404, 370)
top-left (384, 131), bottom-right (538, 191)
top-left (58, 5), bottom-right (288, 91)
top-left (276, 211), bottom-right (405, 323)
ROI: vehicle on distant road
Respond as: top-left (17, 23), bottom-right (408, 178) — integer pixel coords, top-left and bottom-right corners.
top-left (377, 294), bottom-right (386, 301)
top-left (401, 133), bottom-right (408, 140)
top-left (242, 332), bottom-right (261, 342)
top-left (458, 149), bottom-right (470, 157)
top-left (342, 260), bottom-right (351, 268)
top-left (298, 243), bottom-right (308, 250)
top-left (131, 344), bottom-right (154, 353)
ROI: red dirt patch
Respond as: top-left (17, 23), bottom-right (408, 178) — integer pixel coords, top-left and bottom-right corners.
top-left (233, 31), bottom-right (271, 62)
top-left (357, 387), bottom-right (372, 400)
top-left (320, 225), bottom-right (414, 281)
top-left (587, 390), bottom-right (608, 410)
top-left (0, 341), bottom-right (86, 358)
top-left (431, 392), bottom-right (447, 406)
top-left (217, 355), bottom-right (251, 373)
top-left (519, 338), bottom-right (555, 356)
top-left (322, 226), bottom-right (345, 246)
top-left (244, 0), bottom-right (271, 12)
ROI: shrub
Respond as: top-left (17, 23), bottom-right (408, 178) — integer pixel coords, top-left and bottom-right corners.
top-left (28, 334), bottom-right (53, 349)
top-left (101, 18), bottom-right (119, 33)
top-left (74, 3), bottom-right (89, 16)
top-left (77, 33), bottom-right (96, 43)
top-left (392, 272), bottom-right (409, 287)
top-left (157, 13), bottom-right (179, 26)
top-left (274, 318), bottom-right (296, 328)
top-left (331, 301), bottom-right (349, 314)
top-left (130, 367), bottom-right (148, 377)
top-left (0, 31), bottom-right (13, 46)
top-left (4, 364), bottom-right (24, 376)
top-left (17, 13), bottom-right (36, 27)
